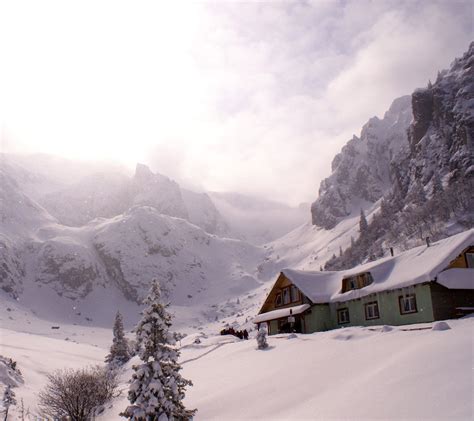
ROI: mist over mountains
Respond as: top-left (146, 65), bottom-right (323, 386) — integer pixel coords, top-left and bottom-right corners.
top-left (0, 43), bottom-right (472, 329)
top-left (0, 154), bottom-right (306, 325)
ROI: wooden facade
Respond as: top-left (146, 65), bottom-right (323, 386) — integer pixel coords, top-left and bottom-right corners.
top-left (259, 273), bottom-right (305, 314)
top-left (446, 246), bottom-right (474, 269)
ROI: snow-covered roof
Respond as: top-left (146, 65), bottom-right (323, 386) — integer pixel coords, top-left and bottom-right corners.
top-left (437, 268), bottom-right (474, 290)
top-left (281, 229), bottom-right (473, 304)
top-left (253, 304), bottom-right (310, 324)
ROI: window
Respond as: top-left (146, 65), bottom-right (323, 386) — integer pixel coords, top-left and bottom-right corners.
top-left (290, 285), bottom-right (300, 302)
top-left (276, 286), bottom-right (300, 307)
top-left (466, 252), bottom-right (474, 268)
top-left (337, 308), bottom-right (350, 324)
top-left (275, 293), bottom-right (282, 307)
top-left (341, 272), bottom-right (374, 293)
top-left (365, 301), bottom-right (380, 320)
top-left (399, 294), bottom-right (417, 314)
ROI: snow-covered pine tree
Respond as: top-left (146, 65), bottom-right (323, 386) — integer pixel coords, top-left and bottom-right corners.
top-left (256, 324), bottom-right (268, 350)
top-left (3, 385), bottom-right (17, 421)
top-left (122, 279), bottom-right (195, 421)
top-left (105, 311), bottom-right (131, 367)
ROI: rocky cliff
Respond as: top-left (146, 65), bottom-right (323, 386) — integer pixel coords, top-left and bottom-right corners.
top-left (311, 95), bottom-right (412, 229)
top-left (321, 42), bottom-right (474, 270)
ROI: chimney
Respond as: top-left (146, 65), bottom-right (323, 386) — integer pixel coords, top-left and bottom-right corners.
top-left (426, 237), bottom-right (431, 247)
top-left (389, 247), bottom-right (394, 257)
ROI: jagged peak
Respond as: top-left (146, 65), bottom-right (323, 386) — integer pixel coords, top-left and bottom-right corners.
top-left (134, 163), bottom-right (154, 180)
top-left (384, 95), bottom-right (412, 117)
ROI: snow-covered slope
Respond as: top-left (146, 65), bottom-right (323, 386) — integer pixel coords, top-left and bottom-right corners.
top-left (2, 315), bottom-right (472, 420)
top-left (92, 206), bottom-right (262, 305)
top-left (258, 200), bottom-right (381, 279)
top-left (1, 211), bottom-right (265, 325)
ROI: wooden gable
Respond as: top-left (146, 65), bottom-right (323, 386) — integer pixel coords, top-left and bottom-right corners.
top-left (259, 272), bottom-right (306, 314)
top-left (445, 246), bottom-right (474, 269)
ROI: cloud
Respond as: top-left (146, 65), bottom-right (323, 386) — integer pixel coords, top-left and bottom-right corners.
top-left (1, 0), bottom-right (472, 205)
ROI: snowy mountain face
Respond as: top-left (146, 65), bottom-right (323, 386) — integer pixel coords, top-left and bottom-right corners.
top-left (263, 44), bottom-right (473, 276)
top-left (312, 43), bottom-right (473, 230)
top-left (402, 42), bottom-right (474, 196)
top-left (311, 43), bottom-right (474, 270)
top-left (311, 95), bottom-right (413, 229)
top-left (0, 158), bottom-right (271, 325)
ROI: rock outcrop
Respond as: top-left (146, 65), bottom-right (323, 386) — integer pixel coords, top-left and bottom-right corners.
top-left (311, 95), bottom-right (412, 229)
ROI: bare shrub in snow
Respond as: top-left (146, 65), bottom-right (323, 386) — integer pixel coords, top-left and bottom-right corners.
top-left (38, 366), bottom-right (118, 421)
top-left (105, 311), bottom-right (131, 367)
top-left (122, 279), bottom-right (196, 421)
top-left (256, 325), bottom-right (268, 350)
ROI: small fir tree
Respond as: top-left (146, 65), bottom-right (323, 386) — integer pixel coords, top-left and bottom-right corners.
top-left (359, 209), bottom-right (368, 235)
top-left (3, 385), bottom-right (17, 421)
top-left (256, 325), bottom-right (268, 350)
top-left (122, 279), bottom-right (195, 421)
top-left (105, 311), bottom-right (131, 366)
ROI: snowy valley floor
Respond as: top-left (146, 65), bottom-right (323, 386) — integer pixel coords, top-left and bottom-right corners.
top-left (1, 316), bottom-right (473, 420)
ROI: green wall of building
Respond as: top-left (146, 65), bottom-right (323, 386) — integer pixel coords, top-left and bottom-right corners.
top-left (266, 283), bottom-right (438, 335)
top-left (269, 319), bottom-right (279, 335)
top-left (304, 304), bottom-right (331, 332)
top-left (327, 283), bottom-right (435, 330)
top-left (297, 283), bottom-right (435, 334)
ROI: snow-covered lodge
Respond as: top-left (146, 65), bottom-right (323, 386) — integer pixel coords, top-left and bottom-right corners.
top-left (254, 229), bottom-right (474, 334)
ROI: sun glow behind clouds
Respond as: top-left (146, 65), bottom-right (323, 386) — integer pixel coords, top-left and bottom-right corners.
top-left (0, 1), bottom-right (208, 165)
top-left (0, 1), bottom-right (472, 204)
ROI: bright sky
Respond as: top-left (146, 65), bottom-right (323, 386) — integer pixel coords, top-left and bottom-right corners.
top-left (0, 0), bottom-right (472, 204)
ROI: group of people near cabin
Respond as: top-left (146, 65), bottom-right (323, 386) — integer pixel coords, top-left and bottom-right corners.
top-left (220, 327), bottom-right (249, 340)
